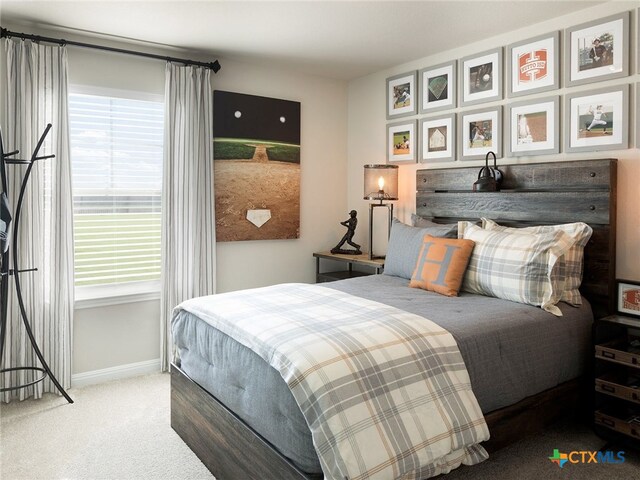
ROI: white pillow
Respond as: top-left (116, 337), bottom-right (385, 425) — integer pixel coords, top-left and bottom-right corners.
top-left (481, 218), bottom-right (592, 306)
top-left (458, 222), bottom-right (574, 316)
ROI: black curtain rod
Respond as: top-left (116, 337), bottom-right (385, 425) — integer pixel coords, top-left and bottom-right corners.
top-left (0, 27), bottom-right (221, 73)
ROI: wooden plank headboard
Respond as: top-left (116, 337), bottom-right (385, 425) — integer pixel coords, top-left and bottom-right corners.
top-left (416, 158), bottom-right (617, 318)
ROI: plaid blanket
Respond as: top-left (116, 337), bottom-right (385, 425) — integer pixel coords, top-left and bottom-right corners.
top-left (175, 283), bottom-right (489, 479)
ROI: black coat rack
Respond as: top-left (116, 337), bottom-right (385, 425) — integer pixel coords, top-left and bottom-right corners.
top-left (0, 124), bottom-right (73, 403)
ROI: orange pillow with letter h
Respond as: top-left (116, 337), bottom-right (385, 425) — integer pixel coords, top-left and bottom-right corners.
top-left (409, 235), bottom-right (475, 297)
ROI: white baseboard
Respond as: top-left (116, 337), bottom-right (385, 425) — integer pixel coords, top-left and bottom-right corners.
top-left (72, 358), bottom-right (161, 388)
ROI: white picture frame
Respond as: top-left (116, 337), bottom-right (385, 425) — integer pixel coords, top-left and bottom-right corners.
top-left (459, 106), bottom-right (502, 160)
top-left (617, 280), bottom-right (640, 318)
top-left (564, 84), bottom-right (629, 153)
top-left (419, 113), bottom-right (456, 163)
top-left (386, 71), bottom-right (418, 120)
top-left (565, 11), bottom-right (630, 87)
top-left (460, 48), bottom-right (503, 107)
top-left (387, 120), bottom-right (417, 162)
top-left (419, 61), bottom-right (457, 114)
top-left (507, 31), bottom-right (560, 97)
top-left (506, 97), bottom-right (560, 157)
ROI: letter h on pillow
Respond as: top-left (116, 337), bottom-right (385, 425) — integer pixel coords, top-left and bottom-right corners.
top-left (410, 235), bottom-right (475, 297)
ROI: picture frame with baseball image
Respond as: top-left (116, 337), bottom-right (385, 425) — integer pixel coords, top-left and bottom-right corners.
top-left (459, 107), bottom-right (502, 160)
top-left (506, 96), bottom-right (560, 157)
top-left (387, 120), bottom-right (417, 162)
top-left (460, 48), bottom-right (503, 107)
top-left (419, 61), bottom-right (456, 114)
top-left (565, 84), bottom-right (629, 153)
top-left (419, 114), bottom-right (456, 163)
top-left (386, 71), bottom-right (418, 120)
top-left (507, 31), bottom-right (560, 98)
top-left (564, 11), bottom-right (630, 87)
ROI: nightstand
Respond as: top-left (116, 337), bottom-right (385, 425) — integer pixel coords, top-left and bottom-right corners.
top-left (593, 314), bottom-right (640, 449)
top-left (313, 251), bottom-right (384, 283)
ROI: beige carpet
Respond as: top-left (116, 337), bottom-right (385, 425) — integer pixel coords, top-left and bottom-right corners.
top-left (1, 373), bottom-right (639, 480)
top-left (1, 373), bottom-right (213, 480)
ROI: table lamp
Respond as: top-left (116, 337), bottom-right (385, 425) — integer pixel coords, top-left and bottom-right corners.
top-left (363, 164), bottom-right (398, 259)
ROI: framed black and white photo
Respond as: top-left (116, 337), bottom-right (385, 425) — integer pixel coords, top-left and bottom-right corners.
top-left (617, 279), bottom-right (640, 318)
top-left (459, 107), bottom-right (502, 160)
top-left (565, 84), bottom-right (629, 153)
top-left (565, 11), bottom-right (630, 87)
top-left (419, 114), bottom-right (455, 163)
top-left (386, 71), bottom-right (418, 120)
top-left (419, 61), bottom-right (456, 113)
top-left (387, 120), bottom-right (417, 162)
top-left (507, 31), bottom-right (560, 97)
top-left (460, 48), bottom-right (503, 107)
top-left (506, 97), bottom-right (559, 157)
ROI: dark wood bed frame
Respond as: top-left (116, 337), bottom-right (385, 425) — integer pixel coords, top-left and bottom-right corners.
top-left (171, 158), bottom-right (617, 479)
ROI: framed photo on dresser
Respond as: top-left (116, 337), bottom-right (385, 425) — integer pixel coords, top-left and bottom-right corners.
top-left (507, 31), bottom-right (560, 97)
top-left (617, 280), bottom-right (640, 318)
top-left (564, 11), bottom-right (630, 87)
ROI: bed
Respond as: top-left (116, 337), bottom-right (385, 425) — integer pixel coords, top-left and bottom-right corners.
top-left (170, 158), bottom-right (617, 479)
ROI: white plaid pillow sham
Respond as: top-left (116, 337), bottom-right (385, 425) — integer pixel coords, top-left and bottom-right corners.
top-left (458, 222), bottom-right (574, 316)
top-left (481, 218), bottom-right (593, 306)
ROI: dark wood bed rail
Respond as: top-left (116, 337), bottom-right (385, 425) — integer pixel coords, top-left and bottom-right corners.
top-left (416, 158), bottom-right (617, 318)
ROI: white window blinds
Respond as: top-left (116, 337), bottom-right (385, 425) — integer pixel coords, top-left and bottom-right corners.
top-left (69, 92), bottom-right (164, 287)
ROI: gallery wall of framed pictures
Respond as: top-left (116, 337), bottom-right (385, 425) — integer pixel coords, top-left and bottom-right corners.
top-left (384, 8), bottom-right (638, 164)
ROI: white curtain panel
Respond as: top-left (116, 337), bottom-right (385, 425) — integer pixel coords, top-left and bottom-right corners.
top-left (161, 63), bottom-right (216, 371)
top-left (1, 39), bottom-right (74, 402)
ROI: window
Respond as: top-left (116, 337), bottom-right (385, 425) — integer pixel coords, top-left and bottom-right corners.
top-left (69, 90), bottom-right (164, 292)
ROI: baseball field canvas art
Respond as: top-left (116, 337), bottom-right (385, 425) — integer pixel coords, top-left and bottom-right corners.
top-left (213, 90), bottom-right (300, 242)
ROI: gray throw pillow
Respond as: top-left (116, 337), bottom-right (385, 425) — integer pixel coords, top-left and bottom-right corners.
top-left (384, 218), bottom-right (458, 280)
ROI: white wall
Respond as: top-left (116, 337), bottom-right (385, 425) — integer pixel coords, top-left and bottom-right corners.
top-left (347, 2), bottom-right (640, 282)
top-left (1, 25), bottom-right (349, 377)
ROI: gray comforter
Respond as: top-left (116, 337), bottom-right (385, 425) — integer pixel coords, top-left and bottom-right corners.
top-left (172, 274), bottom-right (592, 474)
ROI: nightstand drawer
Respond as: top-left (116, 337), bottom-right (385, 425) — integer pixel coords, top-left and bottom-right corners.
top-left (596, 339), bottom-right (640, 368)
top-left (595, 408), bottom-right (640, 440)
top-left (595, 372), bottom-right (640, 404)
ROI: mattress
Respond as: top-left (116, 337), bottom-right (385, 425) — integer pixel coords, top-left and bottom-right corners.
top-left (172, 274), bottom-right (593, 474)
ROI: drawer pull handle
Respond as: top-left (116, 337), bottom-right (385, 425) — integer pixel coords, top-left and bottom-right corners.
top-left (601, 384), bottom-right (615, 393)
top-left (602, 418), bottom-right (615, 427)
top-left (633, 358), bottom-right (638, 365)
top-left (633, 392), bottom-right (639, 401)
top-left (602, 351), bottom-right (615, 359)
top-left (589, 205), bottom-right (596, 211)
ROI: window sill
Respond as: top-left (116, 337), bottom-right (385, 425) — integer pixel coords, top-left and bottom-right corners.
top-left (75, 281), bottom-right (161, 309)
